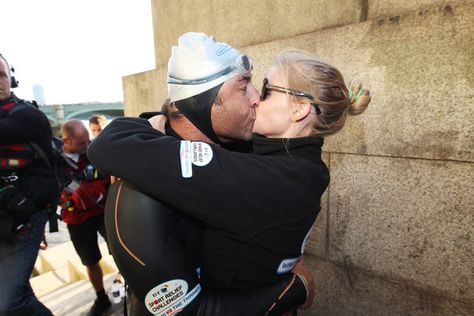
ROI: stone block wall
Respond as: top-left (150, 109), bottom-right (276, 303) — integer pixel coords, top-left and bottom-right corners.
top-left (122, 0), bottom-right (474, 314)
top-left (151, 0), bottom-right (365, 66)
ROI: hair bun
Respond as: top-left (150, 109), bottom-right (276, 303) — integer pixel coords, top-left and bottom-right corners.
top-left (348, 80), bottom-right (371, 115)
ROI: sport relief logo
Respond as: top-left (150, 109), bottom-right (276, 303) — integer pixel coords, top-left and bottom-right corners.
top-left (180, 141), bottom-right (213, 178)
top-left (145, 280), bottom-right (201, 315)
top-left (191, 142), bottom-right (213, 167)
top-left (145, 280), bottom-right (188, 315)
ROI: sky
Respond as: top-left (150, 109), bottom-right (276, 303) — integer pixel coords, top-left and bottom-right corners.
top-left (1, 0), bottom-right (155, 104)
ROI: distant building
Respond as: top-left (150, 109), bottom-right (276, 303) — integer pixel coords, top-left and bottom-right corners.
top-left (32, 85), bottom-right (45, 105)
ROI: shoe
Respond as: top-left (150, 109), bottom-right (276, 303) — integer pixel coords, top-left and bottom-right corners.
top-left (86, 295), bottom-right (112, 316)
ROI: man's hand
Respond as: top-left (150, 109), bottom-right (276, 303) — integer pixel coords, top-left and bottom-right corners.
top-left (148, 114), bottom-right (167, 133)
top-left (39, 234), bottom-right (48, 250)
top-left (292, 257), bottom-right (315, 310)
top-left (110, 176), bottom-right (121, 184)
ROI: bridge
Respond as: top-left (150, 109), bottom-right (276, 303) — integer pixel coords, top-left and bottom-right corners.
top-left (39, 102), bottom-right (124, 128)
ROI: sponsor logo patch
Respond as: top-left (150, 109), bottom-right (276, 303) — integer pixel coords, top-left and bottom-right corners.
top-left (180, 141), bottom-right (192, 178)
top-left (276, 258), bottom-right (299, 275)
top-left (144, 280), bottom-right (201, 315)
top-left (191, 142), bottom-right (213, 167)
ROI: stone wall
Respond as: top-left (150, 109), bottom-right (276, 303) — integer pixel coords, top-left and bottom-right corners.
top-left (122, 0), bottom-right (474, 314)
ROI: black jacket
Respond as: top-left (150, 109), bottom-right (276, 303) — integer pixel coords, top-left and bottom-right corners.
top-left (0, 94), bottom-right (51, 147)
top-left (88, 117), bottom-right (329, 290)
top-left (0, 94), bottom-right (55, 208)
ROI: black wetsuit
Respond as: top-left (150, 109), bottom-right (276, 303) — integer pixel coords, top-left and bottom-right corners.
top-left (88, 117), bottom-right (329, 315)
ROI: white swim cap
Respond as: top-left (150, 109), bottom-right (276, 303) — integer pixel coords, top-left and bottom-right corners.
top-left (167, 32), bottom-right (252, 102)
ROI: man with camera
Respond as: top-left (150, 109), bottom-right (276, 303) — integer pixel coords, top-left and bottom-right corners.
top-left (0, 54), bottom-right (55, 315)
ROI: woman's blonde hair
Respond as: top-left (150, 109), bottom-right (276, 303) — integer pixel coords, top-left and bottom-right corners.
top-left (272, 49), bottom-right (371, 137)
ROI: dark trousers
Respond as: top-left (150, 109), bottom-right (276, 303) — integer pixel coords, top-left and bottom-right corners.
top-left (0, 211), bottom-right (53, 316)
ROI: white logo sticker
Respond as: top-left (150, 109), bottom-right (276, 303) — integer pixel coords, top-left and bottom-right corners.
top-left (180, 141), bottom-right (192, 178)
top-left (191, 142), bottom-right (213, 167)
top-left (144, 279), bottom-right (201, 315)
top-left (276, 257), bottom-right (299, 274)
top-left (171, 284), bottom-right (201, 315)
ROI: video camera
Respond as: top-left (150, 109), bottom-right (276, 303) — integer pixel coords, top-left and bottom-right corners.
top-left (0, 181), bottom-right (37, 242)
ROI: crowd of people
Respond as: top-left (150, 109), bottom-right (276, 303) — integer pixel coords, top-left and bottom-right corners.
top-left (0, 31), bottom-right (370, 316)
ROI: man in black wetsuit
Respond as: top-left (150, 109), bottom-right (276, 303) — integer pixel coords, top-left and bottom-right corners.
top-left (89, 32), bottom-right (313, 315)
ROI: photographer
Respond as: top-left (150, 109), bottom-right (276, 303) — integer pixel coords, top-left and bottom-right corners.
top-left (0, 54), bottom-right (54, 315)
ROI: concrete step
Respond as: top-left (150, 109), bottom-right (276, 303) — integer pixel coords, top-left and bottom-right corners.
top-left (33, 240), bottom-right (118, 280)
top-left (40, 273), bottom-right (124, 316)
top-left (34, 241), bottom-right (79, 274)
top-left (30, 266), bottom-right (70, 298)
top-left (31, 237), bottom-right (121, 315)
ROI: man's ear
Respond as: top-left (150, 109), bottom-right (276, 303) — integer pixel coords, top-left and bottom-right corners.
top-left (290, 101), bottom-right (312, 122)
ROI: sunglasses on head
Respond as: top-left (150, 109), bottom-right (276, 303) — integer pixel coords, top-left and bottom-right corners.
top-left (260, 78), bottom-right (321, 115)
